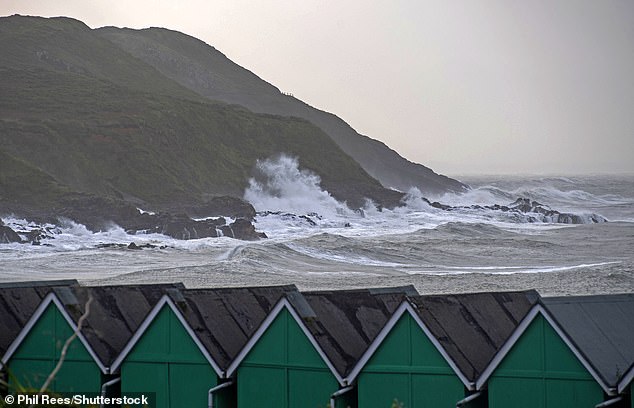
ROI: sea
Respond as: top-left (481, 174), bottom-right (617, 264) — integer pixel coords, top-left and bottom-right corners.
top-left (1, 158), bottom-right (633, 296)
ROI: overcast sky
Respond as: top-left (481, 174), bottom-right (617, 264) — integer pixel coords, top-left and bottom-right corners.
top-left (2, 1), bottom-right (633, 175)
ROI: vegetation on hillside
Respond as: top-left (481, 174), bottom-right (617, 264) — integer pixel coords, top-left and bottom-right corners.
top-left (0, 15), bottom-right (402, 213)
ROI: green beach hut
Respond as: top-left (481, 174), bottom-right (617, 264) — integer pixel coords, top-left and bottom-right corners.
top-left (1, 284), bottom-right (176, 395)
top-left (226, 286), bottom-right (414, 408)
top-left (111, 285), bottom-right (297, 408)
top-left (477, 294), bottom-right (634, 408)
top-left (0, 280), bottom-right (78, 391)
top-left (347, 290), bottom-right (539, 408)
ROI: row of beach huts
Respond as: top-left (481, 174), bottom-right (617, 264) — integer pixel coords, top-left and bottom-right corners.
top-left (0, 280), bottom-right (632, 408)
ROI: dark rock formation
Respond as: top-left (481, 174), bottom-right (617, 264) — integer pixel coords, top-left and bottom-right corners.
top-left (50, 195), bottom-right (266, 240)
top-left (178, 196), bottom-right (257, 220)
top-left (224, 218), bottom-right (267, 240)
top-left (422, 197), bottom-right (607, 224)
top-left (0, 225), bottom-right (21, 243)
top-left (1, 192), bottom-right (265, 242)
top-left (257, 211), bottom-right (322, 227)
top-left (155, 214), bottom-right (223, 240)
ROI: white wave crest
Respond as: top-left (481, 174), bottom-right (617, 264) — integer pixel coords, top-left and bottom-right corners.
top-left (244, 155), bottom-right (350, 217)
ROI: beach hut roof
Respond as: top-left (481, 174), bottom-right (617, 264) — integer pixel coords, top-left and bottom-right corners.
top-left (170, 285), bottom-right (299, 370)
top-left (2, 283), bottom-right (182, 373)
top-left (112, 285), bottom-right (298, 376)
top-left (408, 290), bottom-right (540, 383)
top-left (226, 285), bottom-right (417, 385)
top-left (301, 286), bottom-right (417, 378)
top-left (0, 280), bottom-right (78, 364)
top-left (348, 290), bottom-right (539, 388)
top-left (542, 294), bottom-right (634, 391)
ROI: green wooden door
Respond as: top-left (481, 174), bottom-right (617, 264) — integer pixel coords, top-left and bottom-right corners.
top-left (358, 313), bottom-right (466, 408)
top-left (488, 314), bottom-right (604, 408)
top-left (121, 305), bottom-right (218, 408)
top-left (8, 304), bottom-right (102, 393)
top-left (237, 308), bottom-right (338, 408)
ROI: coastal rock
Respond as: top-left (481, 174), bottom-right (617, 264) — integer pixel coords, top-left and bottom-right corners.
top-left (406, 196), bottom-right (608, 225)
top-left (505, 198), bottom-right (607, 224)
top-left (227, 218), bottom-right (267, 240)
top-left (47, 195), bottom-right (266, 241)
top-left (257, 211), bottom-right (321, 227)
top-left (157, 214), bottom-right (223, 240)
top-left (0, 225), bottom-right (22, 243)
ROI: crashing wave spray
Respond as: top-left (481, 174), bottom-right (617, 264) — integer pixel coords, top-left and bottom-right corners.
top-left (244, 155), bottom-right (349, 217)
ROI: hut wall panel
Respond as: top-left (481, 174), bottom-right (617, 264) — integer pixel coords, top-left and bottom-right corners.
top-left (122, 362), bottom-right (168, 408)
top-left (121, 305), bottom-right (217, 408)
top-left (169, 363), bottom-right (218, 407)
top-left (237, 308), bottom-right (337, 408)
top-left (488, 314), bottom-right (603, 408)
top-left (358, 313), bottom-right (465, 408)
top-left (238, 366), bottom-right (286, 408)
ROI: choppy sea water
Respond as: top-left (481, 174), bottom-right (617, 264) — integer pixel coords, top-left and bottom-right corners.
top-left (1, 163), bottom-right (633, 296)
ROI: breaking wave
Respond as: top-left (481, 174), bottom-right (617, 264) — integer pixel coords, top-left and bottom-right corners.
top-left (244, 155), bottom-right (350, 217)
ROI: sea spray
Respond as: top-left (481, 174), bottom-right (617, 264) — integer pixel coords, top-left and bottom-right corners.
top-left (244, 155), bottom-right (350, 217)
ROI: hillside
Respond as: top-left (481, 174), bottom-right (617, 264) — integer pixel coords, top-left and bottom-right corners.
top-left (0, 15), bottom-right (402, 217)
top-left (96, 26), bottom-right (468, 194)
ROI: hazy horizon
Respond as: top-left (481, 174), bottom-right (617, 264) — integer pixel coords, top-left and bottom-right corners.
top-left (2, 1), bottom-right (633, 176)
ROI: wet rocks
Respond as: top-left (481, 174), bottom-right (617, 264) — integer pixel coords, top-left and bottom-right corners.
top-left (177, 196), bottom-right (257, 220)
top-left (95, 242), bottom-right (166, 250)
top-left (54, 195), bottom-right (265, 241)
top-left (257, 211), bottom-right (321, 227)
top-left (413, 197), bottom-right (607, 225)
top-left (1, 192), bottom-right (266, 243)
top-left (226, 218), bottom-right (267, 240)
top-left (0, 225), bottom-right (21, 243)
top-left (505, 198), bottom-right (607, 224)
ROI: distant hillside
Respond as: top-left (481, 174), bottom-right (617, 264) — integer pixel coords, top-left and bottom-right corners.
top-left (96, 26), bottom-right (468, 194)
top-left (0, 15), bottom-right (402, 215)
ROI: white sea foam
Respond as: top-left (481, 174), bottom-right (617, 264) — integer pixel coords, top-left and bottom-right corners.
top-left (405, 261), bottom-right (622, 276)
top-left (244, 155), bottom-right (350, 217)
top-left (1, 173), bottom-right (631, 285)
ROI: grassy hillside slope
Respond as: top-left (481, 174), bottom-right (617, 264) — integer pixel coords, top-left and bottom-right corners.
top-left (0, 15), bottom-right (402, 212)
top-left (97, 26), bottom-right (468, 194)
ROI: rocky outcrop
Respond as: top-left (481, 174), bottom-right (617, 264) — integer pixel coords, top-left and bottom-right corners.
top-left (50, 194), bottom-right (266, 240)
top-left (0, 224), bottom-right (22, 243)
top-left (425, 197), bottom-right (608, 224)
top-left (176, 196), bottom-right (257, 220)
top-left (220, 218), bottom-right (267, 240)
top-left (1, 192), bottom-right (266, 242)
top-left (504, 198), bottom-right (607, 223)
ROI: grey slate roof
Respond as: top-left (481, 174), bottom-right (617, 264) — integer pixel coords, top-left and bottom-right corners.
top-left (542, 294), bottom-right (634, 388)
top-left (0, 280), bottom-right (78, 358)
top-left (301, 285), bottom-right (418, 377)
top-left (167, 285), bottom-right (298, 370)
top-left (55, 283), bottom-right (184, 367)
top-left (408, 290), bottom-right (540, 381)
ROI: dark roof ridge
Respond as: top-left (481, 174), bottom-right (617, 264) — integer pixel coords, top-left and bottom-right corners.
top-left (303, 285), bottom-right (418, 296)
top-left (0, 279), bottom-right (78, 288)
top-left (182, 284), bottom-right (298, 293)
top-left (543, 293), bottom-right (634, 303)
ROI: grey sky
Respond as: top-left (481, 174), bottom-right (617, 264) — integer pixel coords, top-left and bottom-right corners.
top-left (2, 1), bottom-right (633, 175)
